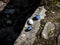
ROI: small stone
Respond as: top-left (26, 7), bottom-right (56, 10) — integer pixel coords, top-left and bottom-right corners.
top-left (2, 0), bottom-right (10, 3)
top-left (51, 11), bottom-right (55, 14)
top-left (0, 1), bottom-right (4, 6)
top-left (27, 19), bottom-right (33, 25)
top-left (21, 34), bottom-right (26, 37)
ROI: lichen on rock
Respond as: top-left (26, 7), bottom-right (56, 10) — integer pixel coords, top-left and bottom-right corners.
top-left (42, 22), bottom-right (55, 39)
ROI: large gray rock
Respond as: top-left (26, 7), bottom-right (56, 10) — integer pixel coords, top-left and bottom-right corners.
top-left (42, 22), bottom-right (55, 39)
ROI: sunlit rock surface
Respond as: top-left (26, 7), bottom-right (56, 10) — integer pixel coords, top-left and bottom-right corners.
top-left (42, 22), bottom-right (55, 39)
top-left (0, 1), bottom-right (6, 11)
top-left (14, 6), bottom-right (47, 45)
top-left (58, 35), bottom-right (60, 45)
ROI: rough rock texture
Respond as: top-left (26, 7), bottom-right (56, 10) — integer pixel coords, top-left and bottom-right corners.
top-left (42, 22), bottom-right (55, 39)
top-left (0, 1), bottom-right (6, 11)
top-left (14, 6), bottom-right (47, 45)
top-left (58, 35), bottom-right (60, 45)
top-left (33, 5), bottom-right (60, 45)
top-left (0, 0), bottom-right (10, 11)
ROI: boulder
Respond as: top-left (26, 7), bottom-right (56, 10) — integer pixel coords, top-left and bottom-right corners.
top-left (42, 22), bottom-right (55, 39)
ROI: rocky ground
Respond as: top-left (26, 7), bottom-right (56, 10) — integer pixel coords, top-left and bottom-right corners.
top-left (0, 0), bottom-right (40, 45)
top-left (33, 1), bottom-right (60, 45)
top-left (0, 0), bottom-right (60, 45)
top-left (0, 0), bottom-right (10, 11)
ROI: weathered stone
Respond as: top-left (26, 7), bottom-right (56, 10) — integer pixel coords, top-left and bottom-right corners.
top-left (0, 1), bottom-right (6, 11)
top-left (58, 35), bottom-right (60, 45)
top-left (14, 6), bottom-right (47, 45)
top-left (42, 22), bottom-right (55, 39)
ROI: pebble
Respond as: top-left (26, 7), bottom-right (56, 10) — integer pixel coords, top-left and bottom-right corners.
top-left (27, 19), bottom-right (33, 25)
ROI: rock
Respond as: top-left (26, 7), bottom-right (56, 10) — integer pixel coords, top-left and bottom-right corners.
top-left (51, 10), bottom-right (55, 14)
top-left (39, 6), bottom-right (47, 19)
top-left (27, 19), bottom-right (33, 25)
top-left (42, 22), bottom-right (55, 39)
top-left (58, 35), bottom-right (60, 45)
top-left (56, 2), bottom-right (60, 7)
top-left (0, 1), bottom-right (4, 6)
top-left (14, 6), bottom-right (47, 45)
top-left (0, 1), bottom-right (6, 11)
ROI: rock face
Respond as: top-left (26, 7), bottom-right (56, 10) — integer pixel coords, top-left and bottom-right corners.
top-left (0, 0), bottom-right (10, 11)
top-left (58, 35), bottom-right (60, 45)
top-left (0, 1), bottom-right (6, 11)
top-left (42, 22), bottom-right (55, 39)
top-left (14, 6), bottom-right (47, 45)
